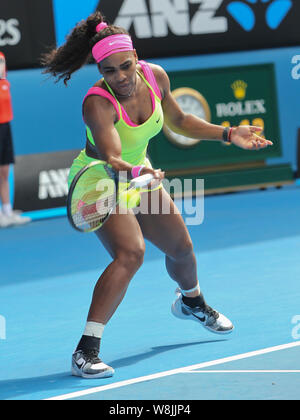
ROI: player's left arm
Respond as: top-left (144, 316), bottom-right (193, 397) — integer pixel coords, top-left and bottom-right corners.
top-left (151, 64), bottom-right (273, 150)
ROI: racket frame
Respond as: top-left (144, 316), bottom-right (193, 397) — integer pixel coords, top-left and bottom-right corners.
top-left (67, 160), bottom-right (118, 233)
top-left (67, 162), bottom-right (154, 233)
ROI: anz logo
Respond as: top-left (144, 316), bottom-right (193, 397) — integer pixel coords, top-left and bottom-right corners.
top-left (227, 0), bottom-right (293, 31)
top-left (112, 0), bottom-right (293, 38)
top-left (114, 0), bottom-right (228, 37)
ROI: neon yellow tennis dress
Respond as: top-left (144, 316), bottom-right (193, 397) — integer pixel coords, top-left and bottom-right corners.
top-left (68, 61), bottom-right (164, 190)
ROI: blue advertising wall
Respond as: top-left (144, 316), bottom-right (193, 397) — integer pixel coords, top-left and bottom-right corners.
top-left (8, 46), bottom-right (300, 171)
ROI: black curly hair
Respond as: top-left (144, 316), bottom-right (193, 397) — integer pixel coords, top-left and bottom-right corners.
top-left (41, 11), bottom-right (129, 85)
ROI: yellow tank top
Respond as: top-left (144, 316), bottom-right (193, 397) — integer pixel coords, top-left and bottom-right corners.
top-left (84, 61), bottom-right (164, 166)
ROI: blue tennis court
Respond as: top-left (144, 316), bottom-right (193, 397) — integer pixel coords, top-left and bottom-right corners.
top-left (0, 185), bottom-right (300, 400)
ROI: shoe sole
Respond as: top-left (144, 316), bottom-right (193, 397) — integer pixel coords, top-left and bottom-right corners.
top-left (71, 364), bottom-right (115, 379)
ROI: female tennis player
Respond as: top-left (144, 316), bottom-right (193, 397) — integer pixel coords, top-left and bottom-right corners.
top-left (42, 11), bottom-right (273, 379)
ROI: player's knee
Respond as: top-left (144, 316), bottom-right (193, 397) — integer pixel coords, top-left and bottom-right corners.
top-left (117, 243), bottom-right (145, 271)
top-left (169, 238), bottom-right (194, 262)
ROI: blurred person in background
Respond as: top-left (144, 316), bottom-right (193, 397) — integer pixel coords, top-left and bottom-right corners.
top-left (0, 51), bottom-right (31, 228)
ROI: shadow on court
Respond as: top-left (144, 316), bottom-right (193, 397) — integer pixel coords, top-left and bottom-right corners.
top-left (0, 372), bottom-right (74, 400)
top-left (0, 339), bottom-right (226, 400)
top-left (108, 339), bottom-right (227, 369)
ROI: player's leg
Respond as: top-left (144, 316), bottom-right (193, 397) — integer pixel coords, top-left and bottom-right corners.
top-left (72, 208), bottom-right (145, 378)
top-left (89, 208), bottom-right (145, 323)
top-left (136, 187), bottom-right (234, 334)
top-left (136, 187), bottom-right (198, 292)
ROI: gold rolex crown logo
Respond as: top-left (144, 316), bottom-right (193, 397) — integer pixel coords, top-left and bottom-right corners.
top-left (231, 80), bottom-right (248, 100)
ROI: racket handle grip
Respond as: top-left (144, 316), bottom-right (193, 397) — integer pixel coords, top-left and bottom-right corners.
top-left (130, 173), bottom-right (154, 188)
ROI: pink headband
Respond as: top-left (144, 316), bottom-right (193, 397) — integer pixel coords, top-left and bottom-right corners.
top-left (92, 26), bottom-right (134, 63)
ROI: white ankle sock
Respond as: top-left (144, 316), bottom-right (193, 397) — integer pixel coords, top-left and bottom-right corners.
top-left (1, 203), bottom-right (12, 216)
top-left (83, 321), bottom-right (105, 338)
top-left (181, 284), bottom-right (201, 296)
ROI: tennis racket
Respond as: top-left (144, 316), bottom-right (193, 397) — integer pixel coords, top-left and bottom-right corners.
top-left (67, 160), bottom-right (154, 233)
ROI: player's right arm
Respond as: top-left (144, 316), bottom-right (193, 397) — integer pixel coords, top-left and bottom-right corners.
top-left (83, 95), bottom-right (132, 174)
top-left (83, 95), bottom-right (164, 180)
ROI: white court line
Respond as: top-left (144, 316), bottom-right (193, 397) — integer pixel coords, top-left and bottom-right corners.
top-left (45, 340), bottom-right (300, 400)
top-left (186, 370), bottom-right (300, 373)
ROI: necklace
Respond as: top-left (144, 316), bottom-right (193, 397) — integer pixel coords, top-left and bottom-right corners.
top-left (116, 74), bottom-right (138, 99)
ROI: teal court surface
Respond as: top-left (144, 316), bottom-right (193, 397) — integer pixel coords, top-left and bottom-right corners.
top-left (0, 185), bottom-right (300, 400)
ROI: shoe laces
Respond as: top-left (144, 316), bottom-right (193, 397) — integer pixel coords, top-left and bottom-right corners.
top-left (195, 304), bottom-right (219, 320)
top-left (84, 349), bottom-right (102, 364)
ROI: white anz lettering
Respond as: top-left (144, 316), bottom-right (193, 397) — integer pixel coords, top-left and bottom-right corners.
top-left (115, 0), bottom-right (153, 38)
top-left (0, 18), bottom-right (21, 47)
top-left (190, 0), bottom-right (227, 34)
top-left (38, 169), bottom-right (69, 200)
top-left (113, 0), bottom-right (227, 38)
top-left (150, 0), bottom-right (189, 37)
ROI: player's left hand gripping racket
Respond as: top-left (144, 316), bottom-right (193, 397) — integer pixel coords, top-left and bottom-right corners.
top-left (67, 160), bottom-right (154, 233)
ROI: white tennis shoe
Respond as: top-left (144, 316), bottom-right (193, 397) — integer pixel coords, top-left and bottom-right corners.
top-left (171, 288), bottom-right (234, 334)
top-left (72, 349), bottom-right (114, 379)
top-left (0, 211), bottom-right (31, 228)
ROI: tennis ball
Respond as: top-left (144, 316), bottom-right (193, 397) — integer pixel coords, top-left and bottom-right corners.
top-left (119, 189), bottom-right (141, 209)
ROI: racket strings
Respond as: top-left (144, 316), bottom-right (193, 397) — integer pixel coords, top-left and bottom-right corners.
top-left (71, 192), bottom-right (116, 228)
top-left (68, 163), bottom-right (122, 232)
